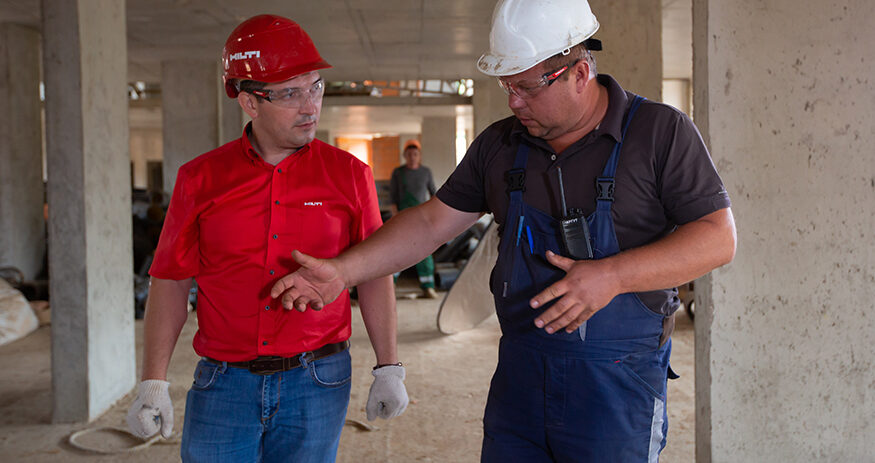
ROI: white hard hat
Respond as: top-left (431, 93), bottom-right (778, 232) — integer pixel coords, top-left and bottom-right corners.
top-left (477, 0), bottom-right (600, 77)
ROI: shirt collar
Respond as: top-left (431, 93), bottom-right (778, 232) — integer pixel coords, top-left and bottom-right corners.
top-left (241, 122), bottom-right (261, 164)
top-left (239, 122), bottom-right (313, 166)
top-left (508, 73), bottom-right (630, 147)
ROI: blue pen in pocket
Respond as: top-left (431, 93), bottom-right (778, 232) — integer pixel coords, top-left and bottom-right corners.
top-left (525, 226), bottom-right (534, 254)
top-left (516, 216), bottom-right (525, 247)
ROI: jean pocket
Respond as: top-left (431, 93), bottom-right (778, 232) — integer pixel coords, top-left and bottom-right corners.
top-left (308, 350), bottom-right (352, 389)
top-left (191, 360), bottom-right (220, 390)
top-left (617, 354), bottom-right (666, 401)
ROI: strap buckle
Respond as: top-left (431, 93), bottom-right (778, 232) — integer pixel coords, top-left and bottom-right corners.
top-left (505, 168), bottom-right (526, 193)
top-left (596, 177), bottom-right (615, 201)
top-left (248, 357), bottom-right (285, 375)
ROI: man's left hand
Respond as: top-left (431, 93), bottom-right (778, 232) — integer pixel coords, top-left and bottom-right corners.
top-left (366, 365), bottom-right (409, 421)
top-left (529, 250), bottom-right (620, 334)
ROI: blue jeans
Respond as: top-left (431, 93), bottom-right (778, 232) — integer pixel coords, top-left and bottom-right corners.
top-left (180, 350), bottom-right (352, 463)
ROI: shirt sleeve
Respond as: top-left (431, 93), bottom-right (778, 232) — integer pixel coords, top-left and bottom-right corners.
top-left (427, 168), bottom-right (436, 197)
top-left (352, 163), bottom-right (384, 244)
top-left (149, 164), bottom-right (200, 280)
top-left (658, 110), bottom-right (731, 225)
top-left (435, 130), bottom-right (490, 213)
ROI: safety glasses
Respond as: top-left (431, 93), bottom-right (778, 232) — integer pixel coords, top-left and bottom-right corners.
top-left (497, 59), bottom-right (580, 99)
top-left (249, 78), bottom-right (325, 108)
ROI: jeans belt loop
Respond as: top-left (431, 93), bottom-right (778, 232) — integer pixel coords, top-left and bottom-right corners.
top-left (299, 350), bottom-right (315, 369)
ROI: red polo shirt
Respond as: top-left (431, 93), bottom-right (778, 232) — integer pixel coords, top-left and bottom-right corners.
top-left (150, 125), bottom-right (383, 361)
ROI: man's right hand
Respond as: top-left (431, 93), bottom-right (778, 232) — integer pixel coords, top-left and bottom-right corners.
top-left (270, 250), bottom-right (346, 311)
top-left (126, 380), bottom-right (173, 439)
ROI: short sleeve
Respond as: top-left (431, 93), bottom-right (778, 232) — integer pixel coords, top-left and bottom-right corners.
top-left (658, 111), bottom-right (731, 225)
top-left (149, 165), bottom-right (200, 279)
top-left (436, 132), bottom-right (489, 213)
top-left (351, 163), bottom-right (384, 244)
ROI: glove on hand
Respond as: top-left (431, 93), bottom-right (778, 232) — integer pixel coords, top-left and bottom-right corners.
top-left (126, 379), bottom-right (173, 439)
top-left (366, 365), bottom-right (409, 421)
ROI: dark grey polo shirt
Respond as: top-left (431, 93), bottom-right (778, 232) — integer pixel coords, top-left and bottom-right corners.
top-left (436, 74), bottom-right (731, 316)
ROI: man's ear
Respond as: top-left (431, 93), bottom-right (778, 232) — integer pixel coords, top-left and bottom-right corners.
top-left (574, 60), bottom-right (591, 93)
top-left (238, 92), bottom-right (259, 119)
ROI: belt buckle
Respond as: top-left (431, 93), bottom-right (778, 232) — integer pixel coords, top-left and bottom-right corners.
top-left (248, 357), bottom-right (283, 375)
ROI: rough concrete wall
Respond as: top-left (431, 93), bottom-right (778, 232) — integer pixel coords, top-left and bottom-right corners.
top-left (420, 116), bottom-right (456, 189)
top-left (43, 0), bottom-right (135, 422)
top-left (161, 60), bottom-right (219, 192)
top-left (0, 24), bottom-right (44, 279)
top-left (590, 0), bottom-right (662, 100)
top-left (693, 0), bottom-right (875, 460)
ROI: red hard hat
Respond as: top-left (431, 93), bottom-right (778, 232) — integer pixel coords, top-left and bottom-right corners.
top-left (222, 14), bottom-right (331, 98)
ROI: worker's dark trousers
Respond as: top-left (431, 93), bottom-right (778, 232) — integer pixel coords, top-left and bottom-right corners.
top-left (482, 97), bottom-right (673, 462)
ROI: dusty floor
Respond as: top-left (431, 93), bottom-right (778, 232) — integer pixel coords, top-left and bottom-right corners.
top-left (0, 281), bottom-right (694, 462)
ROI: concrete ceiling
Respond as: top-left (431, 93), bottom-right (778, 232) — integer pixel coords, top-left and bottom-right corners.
top-left (1, 0), bottom-right (692, 135)
top-left (0, 0), bottom-right (692, 82)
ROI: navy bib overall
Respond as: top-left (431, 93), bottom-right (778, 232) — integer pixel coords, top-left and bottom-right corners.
top-left (482, 96), bottom-right (672, 462)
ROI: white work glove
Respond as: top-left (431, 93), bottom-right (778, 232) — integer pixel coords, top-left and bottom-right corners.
top-left (366, 365), bottom-right (409, 421)
top-left (126, 380), bottom-right (173, 439)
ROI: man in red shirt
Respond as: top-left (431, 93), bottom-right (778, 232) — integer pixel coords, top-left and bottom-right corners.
top-left (125, 15), bottom-right (408, 462)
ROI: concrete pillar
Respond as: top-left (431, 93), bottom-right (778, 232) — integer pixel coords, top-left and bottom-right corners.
top-left (0, 24), bottom-right (44, 279)
top-left (472, 79), bottom-right (510, 138)
top-left (42, 0), bottom-right (134, 422)
top-left (693, 0), bottom-right (874, 460)
top-left (161, 60), bottom-right (220, 192)
top-left (420, 116), bottom-right (456, 188)
top-left (590, 0), bottom-right (662, 100)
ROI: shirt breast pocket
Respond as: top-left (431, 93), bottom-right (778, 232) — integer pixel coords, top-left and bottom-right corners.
top-left (298, 206), bottom-right (350, 258)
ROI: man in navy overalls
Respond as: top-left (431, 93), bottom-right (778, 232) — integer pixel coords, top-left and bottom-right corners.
top-left (271, 0), bottom-right (737, 461)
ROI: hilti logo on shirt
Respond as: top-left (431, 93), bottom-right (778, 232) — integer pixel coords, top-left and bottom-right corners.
top-left (304, 201), bottom-right (323, 206)
top-left (229, 50), bottom-right (260, 61)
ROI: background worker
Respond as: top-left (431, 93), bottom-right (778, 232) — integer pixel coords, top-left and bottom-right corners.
top-left (389, 139), bottom-right (438, 298)
top-left (125, 15), bottom-right (408, 463)
top-left (271, 0), bottom-right (736, 461)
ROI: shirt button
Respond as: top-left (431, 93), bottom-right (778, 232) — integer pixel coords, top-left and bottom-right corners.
top-left (262, 341), bottom-right (268, 346)
top-left (264, 305), bottom-right (270, 311)
top-left (275, 200), bottom-right (280, 205)
top-left (272, 234), bottom-right (278, 239)
top-left (269, 270), bottom-right (275, 275)
top-left (551, 154), bottom-right (557, 161)
top-left (277, 168), bottom-right (283, 173)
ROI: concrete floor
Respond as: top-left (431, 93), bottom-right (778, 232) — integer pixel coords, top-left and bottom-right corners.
top-left (0, 282), bottom-right (694, 462)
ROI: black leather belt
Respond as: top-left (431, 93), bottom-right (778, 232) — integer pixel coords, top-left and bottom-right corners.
top-left (206, 340), bottom-right (349, 375)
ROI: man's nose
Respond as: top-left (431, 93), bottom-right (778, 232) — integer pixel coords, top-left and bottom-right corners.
top-left (508, 93), bottom-right (527, 110)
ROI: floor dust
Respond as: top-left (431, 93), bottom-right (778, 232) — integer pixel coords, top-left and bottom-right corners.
top-left (0, 281), bottom-right (694, 462)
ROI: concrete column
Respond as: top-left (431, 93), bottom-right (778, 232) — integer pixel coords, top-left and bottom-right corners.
top-left (420, 116), bottom-right (456, 188)
top-left (42, 0), bottom-right (134, 422)
top-left (472, 79), bottom-right (510, 138)
top-left (161, 60), bottom-right (220, 192)
top-left (0, 24), bottom-right (44, 279)
top-left (589, 0), bottom-right (662, 100)
top-left (693, 0), bottom-right (874, 460)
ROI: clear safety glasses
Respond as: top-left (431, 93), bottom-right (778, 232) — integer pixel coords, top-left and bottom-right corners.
top-left (249, 78), bottom-right (325, 108)
top-left (497, 59), bottom-right (580, 99)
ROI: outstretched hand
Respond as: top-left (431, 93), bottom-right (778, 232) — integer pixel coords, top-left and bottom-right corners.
top-left (529, 250), bottom-right (620, 334)
top-left (270, 250), bottom-right (346, 311)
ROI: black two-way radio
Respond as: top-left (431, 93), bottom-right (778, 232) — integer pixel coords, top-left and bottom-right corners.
top-left (557, 167), bottom-right (594, 260)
